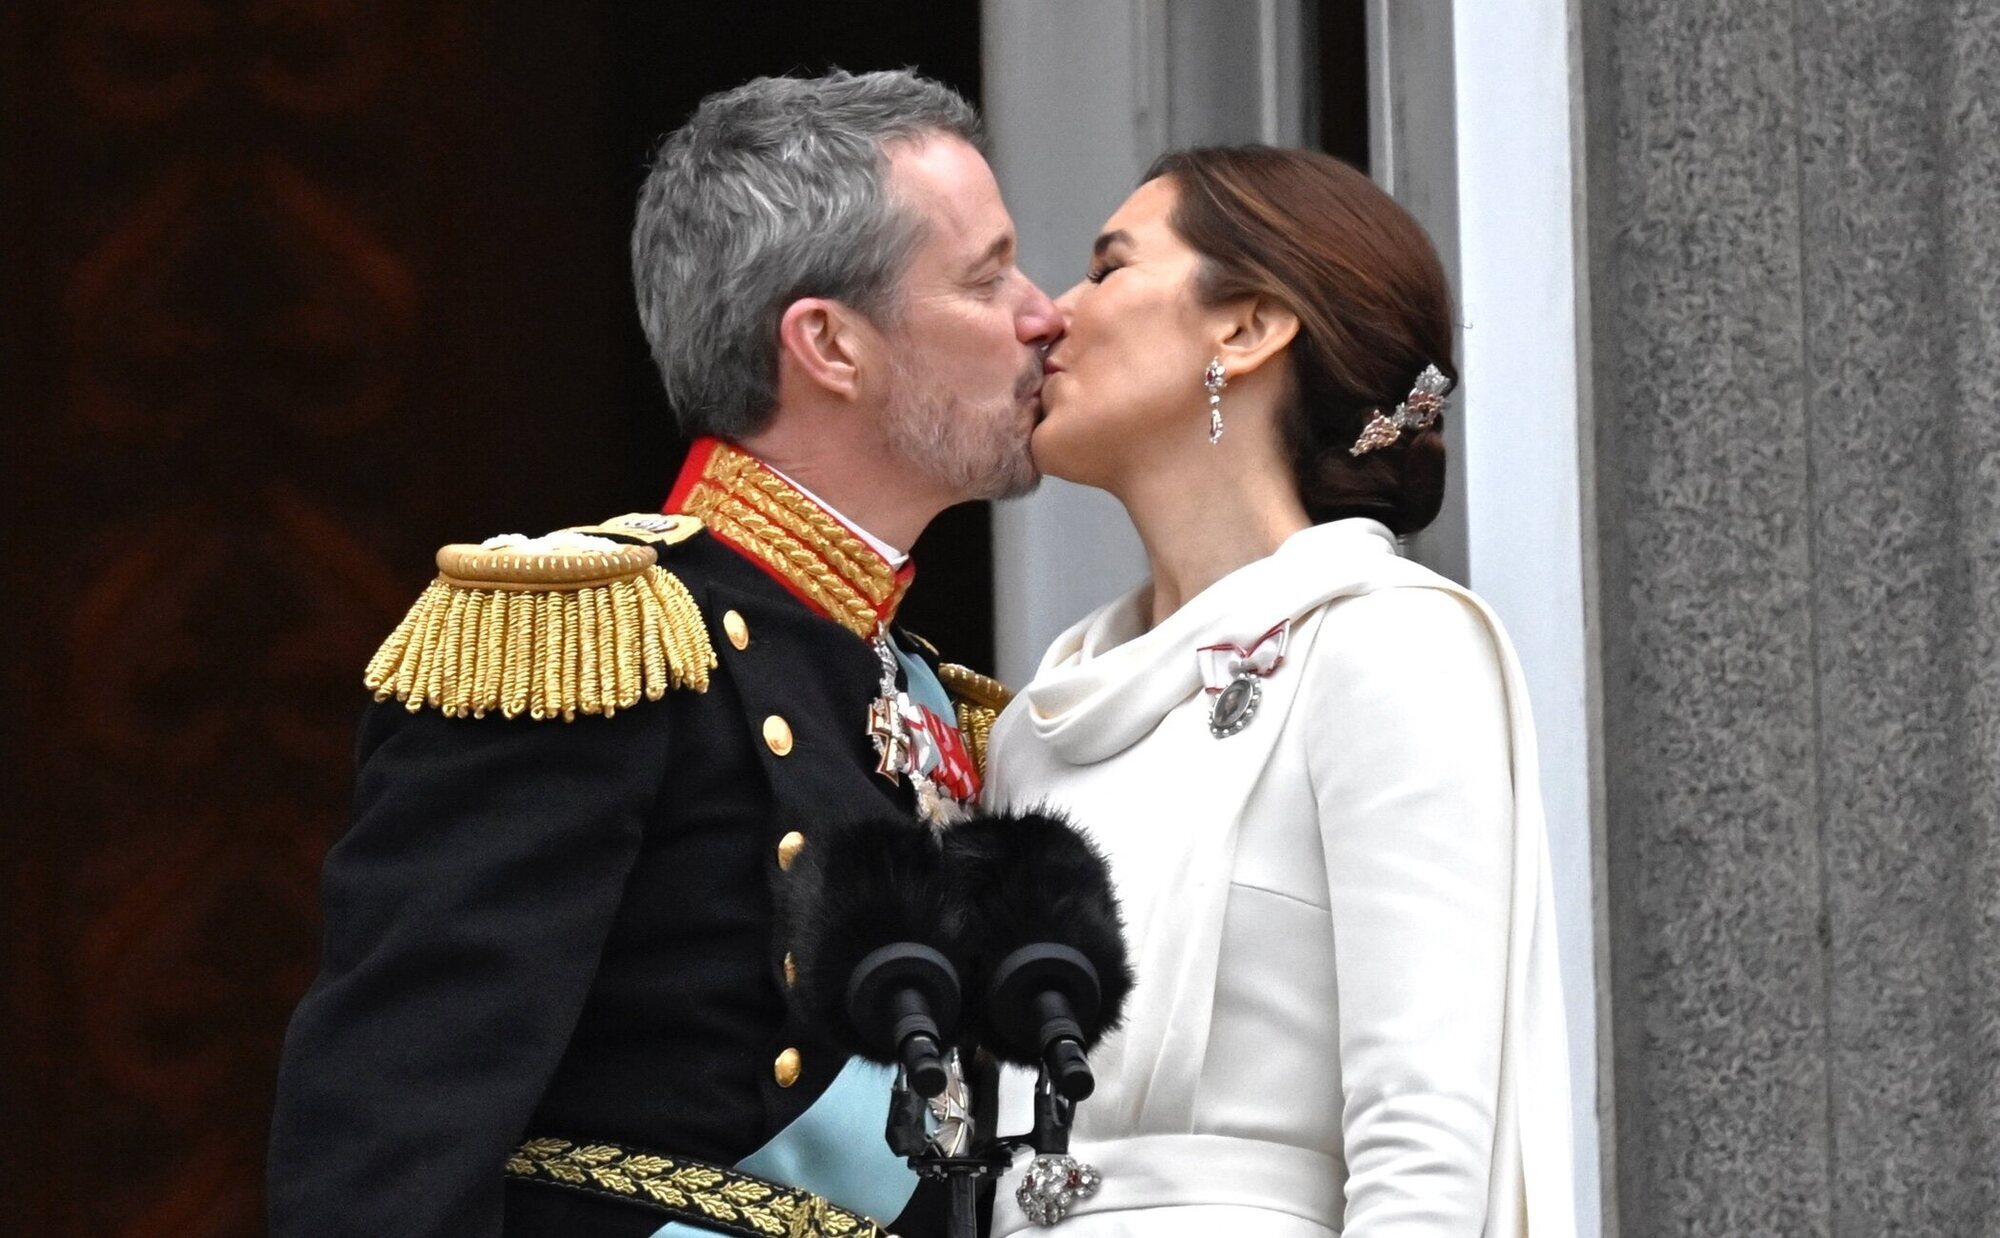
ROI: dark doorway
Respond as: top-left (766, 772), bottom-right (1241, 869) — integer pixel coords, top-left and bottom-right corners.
top-left (0, 5), bottom-right (983, 1235)
top-left (1317, 1), bottom-right (1373, 172)
top-left (471, 1), bottom-right (993, 664)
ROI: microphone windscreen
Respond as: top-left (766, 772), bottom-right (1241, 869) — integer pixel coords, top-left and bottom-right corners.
top-left (941, 808), bottom-right (1133, 1050)
top-left (776, 815), bottom-right (958, 1063)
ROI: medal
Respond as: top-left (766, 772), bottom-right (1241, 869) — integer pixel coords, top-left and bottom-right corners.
top-left (867, 629), bottom-right (915, 783)
top-left (1209, 675), bottom-right (1263, 738)
top-left (868, 627), bottom-right (979, 822)
top-left (1198, 621), bottom-right (1290, 740)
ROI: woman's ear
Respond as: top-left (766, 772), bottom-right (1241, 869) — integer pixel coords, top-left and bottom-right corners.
top-left (1213, 295), bottom-right (1301, 382)
top-left (777, 298), bottom-right (869, 400)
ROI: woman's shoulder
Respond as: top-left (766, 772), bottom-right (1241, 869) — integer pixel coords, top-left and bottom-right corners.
top-left (1315, 567), bottom-right (1491, 642)
top-left (1299, 572), bottom-right (1510, 703)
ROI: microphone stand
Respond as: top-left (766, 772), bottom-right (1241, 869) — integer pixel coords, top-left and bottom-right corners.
top-left (887, 1061), bottom-right (1077, 1238)
top-left (892, 944), bottom-right (1105, 1238)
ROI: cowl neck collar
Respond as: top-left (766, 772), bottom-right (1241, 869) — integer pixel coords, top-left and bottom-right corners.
top-left (1020, 518), bottom-right (1399, 764)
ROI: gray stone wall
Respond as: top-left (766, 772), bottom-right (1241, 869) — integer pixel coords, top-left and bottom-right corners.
top-left (1588, 0), bottom-right (2000, 1234)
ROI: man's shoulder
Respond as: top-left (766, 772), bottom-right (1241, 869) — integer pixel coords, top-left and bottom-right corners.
top-left (895, 629), bottom-right (1013, 713)
top-left (361, 512), bottom-right (721, 724)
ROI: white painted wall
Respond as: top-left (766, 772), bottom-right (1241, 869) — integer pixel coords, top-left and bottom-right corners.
top-left (985, 3), bottom-right (1608, 1231)
top-left (984, 0), bottom-right (1309, 687)
top-left (1446, 2), bottom-right (1608, 1232)
top-left (983, 0), bottom-right (1158, 687)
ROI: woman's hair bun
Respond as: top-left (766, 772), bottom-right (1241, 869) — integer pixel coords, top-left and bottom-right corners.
top-left (1146, 146), bottom-right (1456, 536)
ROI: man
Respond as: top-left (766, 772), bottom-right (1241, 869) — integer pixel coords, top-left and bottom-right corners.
top-left (269, 69), bottom-right (1060, 1237)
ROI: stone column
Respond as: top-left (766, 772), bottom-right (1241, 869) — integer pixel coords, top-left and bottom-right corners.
top-left (1588, 0), bottom-right (2000, 1232)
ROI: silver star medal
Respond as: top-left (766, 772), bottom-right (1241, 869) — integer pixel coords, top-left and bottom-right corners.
top-left (926, 1052), bottom-right (974, 1156)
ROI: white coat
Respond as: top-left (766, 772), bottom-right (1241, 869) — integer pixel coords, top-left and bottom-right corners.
top-left (983, 519), bottom-right (1575, 1237)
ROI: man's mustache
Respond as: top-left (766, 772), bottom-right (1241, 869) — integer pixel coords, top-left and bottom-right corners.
top-left (1016, 358), bottom-right (1045, 400)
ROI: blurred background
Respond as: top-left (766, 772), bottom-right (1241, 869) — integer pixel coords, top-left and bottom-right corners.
top-left (4, 1), bottom-right (1996, 1236)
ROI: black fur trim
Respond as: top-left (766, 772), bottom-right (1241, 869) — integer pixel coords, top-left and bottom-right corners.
top-left (940, 807), bottom-right (1134, 1054)
top-left (775, 815), bottom-right (962, 1064)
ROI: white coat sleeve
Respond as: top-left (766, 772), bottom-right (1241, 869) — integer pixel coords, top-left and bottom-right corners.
top-left (1303, 586), bottom-right (1515, 1236)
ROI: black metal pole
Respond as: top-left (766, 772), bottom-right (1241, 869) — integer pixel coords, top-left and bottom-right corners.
top-left (947, 1169), bottom-right (981, 1238)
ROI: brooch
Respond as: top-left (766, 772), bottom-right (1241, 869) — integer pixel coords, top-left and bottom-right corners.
top-left (1197, 621), bottom-right (1290, 739)
top-left (1016, 1153), bottom-right (1102, 1225)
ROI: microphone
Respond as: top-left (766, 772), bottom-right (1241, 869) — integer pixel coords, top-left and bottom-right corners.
top-left (941, 809), bottom-right (1133, 1102)
top-left (777, 815), bottom-right (964, 1099)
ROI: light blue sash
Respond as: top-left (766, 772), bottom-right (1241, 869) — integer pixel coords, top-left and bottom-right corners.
top-left (647, 1059), bottom-right (917, 1238)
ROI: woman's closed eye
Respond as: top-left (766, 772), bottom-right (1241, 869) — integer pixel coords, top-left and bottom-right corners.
top-left (1085, 261), bottom-right (1123, 285)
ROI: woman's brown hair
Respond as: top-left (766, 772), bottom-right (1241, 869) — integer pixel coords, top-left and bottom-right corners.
top-left (1146, 146), bottom-right (1457, 534)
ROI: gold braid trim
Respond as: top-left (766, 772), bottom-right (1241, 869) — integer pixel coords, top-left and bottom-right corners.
top-left (937, 663), bottom-right (1013, 713)
top-left (698, 497), bottom-right (884, 639)
top-left (938, 663), bottom-right (1014, 779)
top-left (703, 445), bottom-right (898, 601)
top-left (362, 541), bottom-right (716, 721)
top-left (679, 443), bottom-right (910, 640)
top-left (732, 472), bottom-right (895, 604)
top-left (505, 1137), bottom-right (882, 1238)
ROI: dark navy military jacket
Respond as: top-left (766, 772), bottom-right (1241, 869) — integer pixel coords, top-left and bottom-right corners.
top-left (268, 518), bottom-right (966, 1238)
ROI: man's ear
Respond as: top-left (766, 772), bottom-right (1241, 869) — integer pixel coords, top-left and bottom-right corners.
top-left (778, 298), bottom-right (869, 401)
top-left (1213, 295), bottom-right (1301, 382)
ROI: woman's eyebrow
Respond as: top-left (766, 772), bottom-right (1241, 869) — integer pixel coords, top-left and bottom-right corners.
top-left (1093, 229), bottom-right (1134, 258)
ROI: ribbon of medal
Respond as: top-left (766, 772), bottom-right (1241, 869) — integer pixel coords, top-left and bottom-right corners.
top-left (866, 627), bottom-right (978, 822)
top-left (1197, 620), bottom-right (1291, 739)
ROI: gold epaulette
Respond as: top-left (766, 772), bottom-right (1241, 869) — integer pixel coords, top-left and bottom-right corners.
top-left (937, 663), bottom-right (1014, 778)
top-left (362, 514), bottom-right (717, 722)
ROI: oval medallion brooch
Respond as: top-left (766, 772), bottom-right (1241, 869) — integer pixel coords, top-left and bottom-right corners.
top-left (1196, 620), bottom-right (1291, 740)
top-left (1208, 675), bottom-right (1263, 738)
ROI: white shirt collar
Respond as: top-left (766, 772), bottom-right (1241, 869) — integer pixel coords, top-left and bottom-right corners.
top-left (766, 464), bottom-right (910, 569)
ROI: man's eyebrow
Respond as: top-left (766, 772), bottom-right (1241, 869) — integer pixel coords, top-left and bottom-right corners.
top-left (967, 232), bottom-right (1015, 273)
top-left (1093, 229), bottom-right (1134, 258)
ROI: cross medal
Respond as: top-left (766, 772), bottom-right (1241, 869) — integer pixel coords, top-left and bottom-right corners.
top-left (867, 628), bottom-right (915, 782)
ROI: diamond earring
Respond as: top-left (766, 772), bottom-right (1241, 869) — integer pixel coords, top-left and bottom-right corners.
top-left (1204, 357), bottom-right (1227, 444)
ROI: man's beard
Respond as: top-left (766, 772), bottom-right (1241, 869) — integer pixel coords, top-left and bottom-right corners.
top-left (884, 347), bottom-right (1042, 502)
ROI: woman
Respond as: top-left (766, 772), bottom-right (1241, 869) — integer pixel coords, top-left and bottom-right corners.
top-left (982, 147), bottom-right (1575, 1236)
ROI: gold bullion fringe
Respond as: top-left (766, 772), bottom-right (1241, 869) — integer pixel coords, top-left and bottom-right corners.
top-left (505, 1137), bottom-right (880, 1238)
top-left (954, 700), bottom-right (998, 779)
top-left (362, 567), bottom-right (716, 721)
top-left (937, 663), bottom-right (1012, 779)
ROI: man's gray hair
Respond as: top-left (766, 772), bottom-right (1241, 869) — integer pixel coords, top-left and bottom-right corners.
top-left (632, 69), bottom-right (983, 439)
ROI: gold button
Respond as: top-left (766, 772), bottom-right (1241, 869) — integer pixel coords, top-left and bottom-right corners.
top-left (782, 952), bottom-right (798, 987)
top-left (763, 715), bottom-right (794, 756)
top-left (776, 831), bottom-right (806, 871)
top-left (723, 610), bottom-right (750, 651)
top-left (774, 1047), bottom-right (802, 1087)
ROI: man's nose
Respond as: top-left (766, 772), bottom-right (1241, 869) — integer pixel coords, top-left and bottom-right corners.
top-left (1017, 279), bottom-right (1064, 347)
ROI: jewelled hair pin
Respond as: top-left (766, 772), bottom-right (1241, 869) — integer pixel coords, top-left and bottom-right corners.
top-left (1350, 364), bottom-right (1452, 457)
